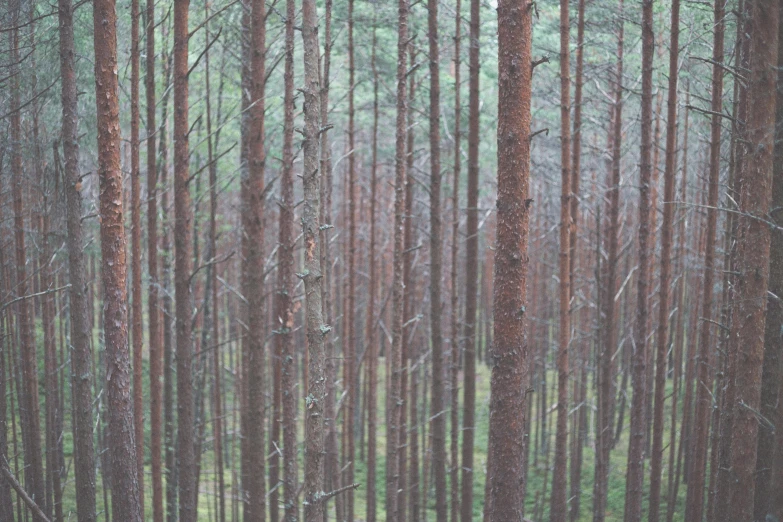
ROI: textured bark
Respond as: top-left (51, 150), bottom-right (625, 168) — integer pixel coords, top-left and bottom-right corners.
top-left (91, 0), bottom-right (143, 516)
top-left (727, 0), bottom-right (778, 517)
top-left (146, 0), bottom-right (163, 517)
top-left (460, 0), bottom-right (479, 516)
top-left (278, 0), bottom-right (297, 518)
top-left (173, 0), bottom-right (196, 516)
top-left (760, 9), bottom-right (783, 520)
top-left (242, 0), bottom-right (267, 515)
top-left (130, 0), bottom-right (145, 509)
top-left (550, 0), bottom-right (571, 512)
top-left (684, 1), bottom-right (724, 519)
top-left (300, 0), bottom-right (327, 518)
top-left (59, 0), bottom-right (96, 515)
top-left (649, 0), bottom-right (679, 518)
top-left (755, 9), bottom-right (783, 516)
top-left (427, 0), bottom-right (447, 519)
top-left (624, 0), bottom-right (653, 517)
top-left (387, 1), bottom-right (408, 519)
top-left (487, 0), bottom-right (532, 519)
top-left (318, 1), bottom-right (339, 519)
top-left (593, 6), bottom-right (622, 519)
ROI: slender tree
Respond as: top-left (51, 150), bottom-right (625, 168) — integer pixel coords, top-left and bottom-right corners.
top-left (173, 0), bottom-right (196, 515)
top-left (388, 0), bottom-right (409, 519)
top-left (146, 0), bottom-right (164, 516)
top-left (487, 0), bottom-right (533, 519)
top-left (278, 0), bottom-right (298, 518)
top-left (594, 5), bottom-right (623, 518)
top-left (300, 0), bottom-right (328, 518)
top-left (428, 0), bottom-right (448, 518)
top-left (450, 2), bottom-right (462, 520)
top-left (242, 0), bottom-right (267, 515)
top-left (550, 0), bottom-right (571, 512)
top-left (649, 0), bottom-right (680, 518)
top-left (460, 0), bottom-right (479, 515)
top-left (92, 0), bottom-right (143, 516)
top-left (59, 0), bottom-right (97, 515)
top-left (366, 18), bottom-right (380, 522)
top-left (130, 0), bottom-right (145, 508)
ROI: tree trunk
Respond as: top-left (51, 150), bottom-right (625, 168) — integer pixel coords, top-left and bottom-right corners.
top-left (450, 2), bottom-right (462, 521)
top-left (594, 5), bottom-right (623, 518)
top-left (173, 0), bottom-right (196, 515)
top-left (279, 0), bottom-right (297, 518)
top-left (758, 9), bottom-right (783, 520)
top-left (366, 19), bottom-right (380, 522)
top-left (624, 0), bottom-right (653, 517)
top-left (242, 0), bottom-right (267, 515)
top-left (649, 0), bottom-right (679, 518)
top-left (550, 0), bottom-right (571, 512)
top-left (460, 0), bottom-right (479, 516)
top-left (727, 0), bottom-right (778, 517)
top-left (568, 0), bottom-right (585, 518)
top-left (487, 0), bottom-right (532, 519)
top-left (300, 0), bottom-right (327, 518)
top-left (146, 0), bottom-right (163, 517)
top-left (130, 0), bottom-right (145, 509)
top-left (387, 1), bottom-right (408, 519)
top-left (59, 0), bottom-right (97, 515)
top-left (428, 0), bottom-right (447, 519)
top-left (91, 0), bottom-right (143, 516)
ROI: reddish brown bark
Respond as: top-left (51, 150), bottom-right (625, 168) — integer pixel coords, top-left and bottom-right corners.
top-left (759, 10), bottom-right (783, 520)
top-left (487, 0), bottom-right (532, 519)
top-left (727, 0), bottom-right (778, 517)
top-left (242, 0), bottom-right (267, 515)
top-left (173, 0), bottom-right (196, 515)
top-left (91, 0), bottom-right (143, 516)
top-left (550, 0), bottom-right (571, 512)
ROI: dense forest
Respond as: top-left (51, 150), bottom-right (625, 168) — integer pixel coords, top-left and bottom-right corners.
top-left (0, 0), bottom-right (781, 518)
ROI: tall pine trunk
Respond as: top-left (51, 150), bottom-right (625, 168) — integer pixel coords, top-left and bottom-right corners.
top-left (91, 0), bottom-right (143, 515)
top-left (487, 0), bottom-right (532, 518)
top-left (173, 0), bottom-right (196, 515)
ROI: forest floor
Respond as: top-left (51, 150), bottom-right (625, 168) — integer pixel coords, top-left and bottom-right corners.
top-left (47, 351), bottom-right (688, 521)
